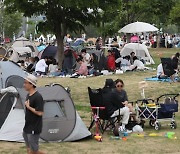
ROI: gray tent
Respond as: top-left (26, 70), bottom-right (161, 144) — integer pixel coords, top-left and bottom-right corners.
top-left (0, 61), bottom-right (28, 89)
top-left (0, 47), bottom-right (7, 61)
top-left (0, 84), bottom-right (91, 142)
top-left (0, 62), bottom-right (91, 142)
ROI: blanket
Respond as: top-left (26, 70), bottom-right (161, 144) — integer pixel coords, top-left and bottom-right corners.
top-left (145, 77), bottom-right (179, 82)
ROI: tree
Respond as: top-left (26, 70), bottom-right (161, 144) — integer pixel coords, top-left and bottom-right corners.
top-left (0, 1), bottom-right (22, 39)
top-left (170, 1), bottom-right (180, 27)
top-left (91, 0), bottom-right (121, 44)
top-left (3, 10), bottom-right (22, 38)
top-left (5, 0), bottom-right (117, 68)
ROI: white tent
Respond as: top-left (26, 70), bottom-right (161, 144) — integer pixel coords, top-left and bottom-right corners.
top-left (8, 47), bottom-right (36, 62)
top-left (12, 37), bottom-right (39, 54)
top-left (121, 43), bottom-right (155, 65)
top-left (118, 21), bottom-right (158, 33)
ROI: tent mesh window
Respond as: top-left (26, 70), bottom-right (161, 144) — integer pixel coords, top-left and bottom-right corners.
top-left (43, 101), bottom-right (66, 118)
top-left (5, 75), bottom-right (25, 88)
top-left (0, 93), bottom-right (15, 128)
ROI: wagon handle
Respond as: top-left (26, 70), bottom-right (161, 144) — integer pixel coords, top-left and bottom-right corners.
top-left (136, 98), bottom-right (155, 105)
top-left (157, 94), bottom-right (179, 102)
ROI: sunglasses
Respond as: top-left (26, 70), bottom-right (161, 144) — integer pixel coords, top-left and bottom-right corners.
top-left (116, 85), bottom-right (123, 88)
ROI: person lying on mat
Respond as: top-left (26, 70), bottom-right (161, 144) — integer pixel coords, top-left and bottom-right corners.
top-left (109, 79), bottom-right (131, 132)
top-left (76, 57), bottom-right (88, 76)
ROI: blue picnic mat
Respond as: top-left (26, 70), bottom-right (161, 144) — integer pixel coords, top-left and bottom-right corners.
top-left (145, 77), bottom-right (179, 82)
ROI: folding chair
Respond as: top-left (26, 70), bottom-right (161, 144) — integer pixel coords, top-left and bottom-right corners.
top-left (88, 87), bottom-right (120, 134)
top-left (161, 58), bottom-right (176, 77)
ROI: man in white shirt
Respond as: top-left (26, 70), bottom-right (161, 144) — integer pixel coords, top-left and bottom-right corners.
top-left (35, 57), bottom-right (48, 75)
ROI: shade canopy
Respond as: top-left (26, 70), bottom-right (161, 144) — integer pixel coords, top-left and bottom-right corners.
top-left (118, 22), bottom-right (158, 33)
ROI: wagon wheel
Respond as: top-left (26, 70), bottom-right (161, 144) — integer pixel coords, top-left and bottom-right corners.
top-left (170, 121), bottom-right (177, 129)
top-left (149, 120), bottom-right (155, 127)
top-left (154, 122), bottom-right (161, 130)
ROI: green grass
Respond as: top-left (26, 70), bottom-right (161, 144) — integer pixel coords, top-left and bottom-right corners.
top-left (0, 48), bottom-right (179, 154)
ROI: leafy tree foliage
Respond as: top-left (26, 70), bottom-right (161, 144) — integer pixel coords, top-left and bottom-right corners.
top-left (170, 1), bottom-right (180, 27)
top-left (0, 7), bottom-right (22, 39)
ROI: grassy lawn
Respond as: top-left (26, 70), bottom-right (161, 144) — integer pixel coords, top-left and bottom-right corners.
top-left (0, 48), bottom-right (179, 154)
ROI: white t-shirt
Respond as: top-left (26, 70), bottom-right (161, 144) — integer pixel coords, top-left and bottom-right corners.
top-left (157, 63), bottom-right (164, 76)
top-left (115, 58), bottom-right (130, 66)
top-left (35, 59), bottom-right (48, 73)
top-left (133, 60), bottom-right (145, 70)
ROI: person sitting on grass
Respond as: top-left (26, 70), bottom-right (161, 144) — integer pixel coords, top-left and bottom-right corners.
top-left (76, 57), bottom-right (88, 76)
top-left (107, 50), bottom-right (116, 72)
top-left (130, 56), bottom-right (145, 70)
top-left (48, 59), bottom-right (61, 76)
top-left (35, 56), bottom-right (48, 76)
top-left (172, 52), bottom-right (179, 71)
top-left (130, 52), bottom-right (135, 65)
top-left (81, 49), bottom-right (91, 67)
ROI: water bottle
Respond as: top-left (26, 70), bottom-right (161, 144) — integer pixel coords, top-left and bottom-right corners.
top-left (118, 127), bottom-right (124, 139)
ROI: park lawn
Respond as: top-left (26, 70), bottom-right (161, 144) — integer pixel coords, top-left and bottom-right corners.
top-left (0, 48), bottom-right (179, 154)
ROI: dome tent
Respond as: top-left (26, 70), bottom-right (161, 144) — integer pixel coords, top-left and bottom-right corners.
top-left (0, 61), bottom-right (27, 89)
top-left (120, 43), bottom-right (155, 65)
top-left (0, 61), bottom-right (91, 142)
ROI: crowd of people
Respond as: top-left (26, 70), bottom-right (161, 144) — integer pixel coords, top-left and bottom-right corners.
top-left (114, 33), bottom-right (180, 48)
top-left (18, 46), bottom-right (147, 78)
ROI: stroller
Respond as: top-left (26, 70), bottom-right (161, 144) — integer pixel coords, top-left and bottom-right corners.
top-left (136, 94), bottom-right (179, 130)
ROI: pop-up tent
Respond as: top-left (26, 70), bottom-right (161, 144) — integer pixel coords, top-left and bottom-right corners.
top-left (0, 61), bottom-right (91, 142)
top-left (0, 46), bottom-right (7, 61)
top-left (40, 45), bottom-right (58, 59)
top-left (121, 43), bottom-right (155, 65)
top-left (0, 61), bottom-right (27, 89)
top-left (8, 47), bottom-right (36, 62)
top-left (12, 37), bottom-right (39, 53)
top-left (0, 84), bottom-right (91, 142)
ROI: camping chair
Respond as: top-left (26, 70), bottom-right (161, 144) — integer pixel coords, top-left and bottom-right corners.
top-left (88, 87), bottom-right (120, 134)
top-left (161, 58), bottom-right (176, 77)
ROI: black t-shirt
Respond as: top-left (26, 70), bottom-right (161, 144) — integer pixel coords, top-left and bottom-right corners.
top-left (103, 88), bottom-right (128, 116)
top-left (23, 91), bottom-right (44, 134)
top-left (102, 87), bottom-right (116, 117)
top-left (111, 89), bottom-right (128, 109)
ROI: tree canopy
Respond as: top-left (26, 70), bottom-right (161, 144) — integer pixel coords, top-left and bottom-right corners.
top-left (170, 0), bottom-right (180, 26)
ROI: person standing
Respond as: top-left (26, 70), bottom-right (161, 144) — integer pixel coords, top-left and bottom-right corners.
top-left (23, 74), bottom-right (45, 154)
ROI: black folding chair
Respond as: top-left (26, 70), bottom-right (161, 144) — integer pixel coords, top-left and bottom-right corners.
top-left (88, 87), bottom-right (120, 134)
top-left (161, 58), bottom-right (176, 77)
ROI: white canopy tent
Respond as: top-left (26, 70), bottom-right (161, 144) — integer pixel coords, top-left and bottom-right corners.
top-left (121, 43), bottom-right (155, 65)
top-left (118, 22), bottom-right (158, 33)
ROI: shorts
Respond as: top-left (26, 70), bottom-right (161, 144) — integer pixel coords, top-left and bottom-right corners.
top-left (23, 132), bottom-right (40, 152)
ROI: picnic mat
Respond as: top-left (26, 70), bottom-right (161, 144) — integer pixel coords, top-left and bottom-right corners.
top-left (145, 77), bottom-right (179, 82)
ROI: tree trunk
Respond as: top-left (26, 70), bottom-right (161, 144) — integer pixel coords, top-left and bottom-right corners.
top-left (157, 33), bottom-right (160, 48)
top-left (56, 33), bottom-right (64, 69)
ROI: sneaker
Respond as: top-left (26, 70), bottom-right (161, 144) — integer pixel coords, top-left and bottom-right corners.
top-left (119, 126), bottom-right (132, 134)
